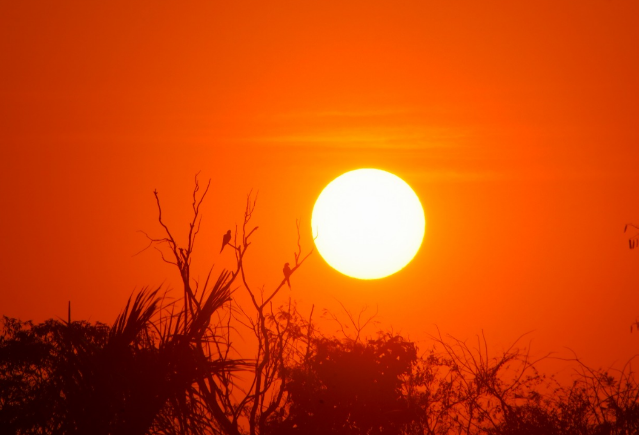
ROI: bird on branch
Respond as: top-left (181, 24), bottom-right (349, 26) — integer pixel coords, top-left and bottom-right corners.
top-left (220, 230), bottom-right (232, 253)
top-left (283, 262), bottom-right (292, 288)
top-left (624, 223), bottom-right (639, 250)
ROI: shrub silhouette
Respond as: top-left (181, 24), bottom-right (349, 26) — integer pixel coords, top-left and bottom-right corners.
top-left (0, 285), bottom-right (243, 435)
top-left (3, 180), bottom-right (639, 435)
top-left (267, 334), bottom-right (418, 435)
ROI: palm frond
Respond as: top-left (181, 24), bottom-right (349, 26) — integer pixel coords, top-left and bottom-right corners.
top-left (110, 287), bottom-right (161, 347)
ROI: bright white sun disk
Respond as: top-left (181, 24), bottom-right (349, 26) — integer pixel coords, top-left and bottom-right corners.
top-left (312, 169), bottom-right (426, 279)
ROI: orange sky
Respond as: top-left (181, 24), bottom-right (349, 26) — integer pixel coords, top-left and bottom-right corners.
top-left (2, 0), bottom-right (639, 371)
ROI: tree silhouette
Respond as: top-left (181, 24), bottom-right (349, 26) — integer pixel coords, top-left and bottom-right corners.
top-left (4, 177), bottom-right (639, 434)
top-left (265, 333), bottom-right (418, 435)
top-left (137, 176), bottom-right (313, 435)
top-left (0, 176), bottom-right (309, 435)
top-left (0, 287), bottom-right (243, 435)
top-left (0, 317), bottom-right (109, 433)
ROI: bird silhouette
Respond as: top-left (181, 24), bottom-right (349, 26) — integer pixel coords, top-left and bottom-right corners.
top-left (283, 262), bottom-right (292, 288)
top-left (625, 223), bottom-right (639, 250)
top-left (220, 230), bottom-right (232, 253)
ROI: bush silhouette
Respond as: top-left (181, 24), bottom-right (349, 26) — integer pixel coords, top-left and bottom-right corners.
top-left (3, 179), bottom-right (639, 435)
top-left (267, 334), bottom-right (418, 435)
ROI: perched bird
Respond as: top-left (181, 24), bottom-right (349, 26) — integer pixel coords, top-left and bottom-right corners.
top-left (283, 262), bottom-right (292, 288)
top-left (220, 230), bottom-right (232, 253)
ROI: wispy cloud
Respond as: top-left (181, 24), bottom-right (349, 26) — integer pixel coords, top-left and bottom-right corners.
top-left (239, 107), bottom-right (469, 150)
top-left (273, 108), bottom-right (413, 119)
top-left (245, 130), bottom-right (460, 150)
top-left (406, 169), bottom-right (503, 182)
top-left (230, 107), bottom-right (504, 182)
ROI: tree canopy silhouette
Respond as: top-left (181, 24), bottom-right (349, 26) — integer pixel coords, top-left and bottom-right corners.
top-left (3, 178), bottom-right (639, 435)
top-left (267, 333), bottom-right (418, 435)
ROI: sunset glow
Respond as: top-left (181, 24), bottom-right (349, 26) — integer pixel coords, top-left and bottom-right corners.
top-left (2, 0), bottom-right (639, 397)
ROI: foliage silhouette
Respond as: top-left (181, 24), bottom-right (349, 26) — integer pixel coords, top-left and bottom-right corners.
top-left (266, 333), bottom-right (418, 435)
top-left (3, 179), bottom-right (639, 434)
top-left (0, 285), bottom-right (246, 435)
top-left (133, 176), bottom-right (314, 435)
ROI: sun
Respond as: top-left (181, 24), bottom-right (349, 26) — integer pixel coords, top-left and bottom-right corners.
top-left (312, 168), bottom-right (426, 279)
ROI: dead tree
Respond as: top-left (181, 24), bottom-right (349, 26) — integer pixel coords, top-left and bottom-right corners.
top-left (199, 210), bottom-right (315, 435)
top-left (422, 330), bottom-right (550, 435)
top-left (141, 176), bottom-right (314, 435)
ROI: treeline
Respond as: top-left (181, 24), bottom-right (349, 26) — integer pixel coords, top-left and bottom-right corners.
top-left (1, 179), bottom-right (637, 435)
top-left (2, 303), bottom-right (638, 435)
